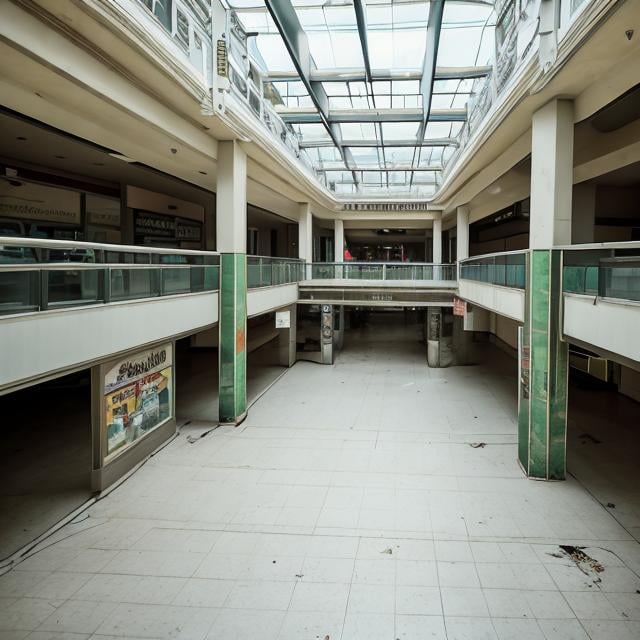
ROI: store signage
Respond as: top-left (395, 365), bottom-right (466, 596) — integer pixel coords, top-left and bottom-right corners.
top-left (105, 344), bottom-right (172, 393)
top-left (217, 39), bottom-right (228, 77)
top-left (0, 177), bottom-right (81, 225)
top-left (134, 210), bottom-right (202, 243)
top-left (453, 297), bottom-right (466, 316)
top-left (341, 203), bottom-right (431, 212)
top-left (103, 343), bottom-right (174, 459)
top-left (86, 194), bottom-right (120, 228)
top-left (275, 310), bottom-right (291, 329)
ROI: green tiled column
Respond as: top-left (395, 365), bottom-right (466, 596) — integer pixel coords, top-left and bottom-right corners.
top-left (219, 253), bottom-right (247, 424)
top-left (518, 250), bottom-right (568, 480)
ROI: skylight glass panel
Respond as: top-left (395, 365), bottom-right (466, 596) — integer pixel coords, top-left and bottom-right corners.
top-left (392, 80), bottom-right (420, 96)
top-left (254, 33), bottom-right (296, 71)
top-left (384, 147), bottom-right (415, 166)
top-left (318, 147), bottom-right (342, 162)
top-left (362, 171), bottom-right (383, 185)
top-left (347, 147), bottom-right (382, 169)
top-left (382, 122), bottom-right (419, 140)
top-left (340, 122), bottom-right (377, 141)
top-left (424, 122), bottom-right (455, 138)
top-left (294, 123), bottom-right (330, 141)
top-left (437, 3), bottom-right (494, 67)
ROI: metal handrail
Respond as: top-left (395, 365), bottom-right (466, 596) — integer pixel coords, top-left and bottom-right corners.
top-left (458, 249), bottom-right (528, 263)
top-left (309, 261), bottom-right (453, 266)
top-left (0, 263), bottom-right (196, 271)
top-left (556, 241), bottom-right (640, 251)
top-left (247, 255), bottom-right (303, 263)
top-left (0, 236), bottom-right (219, 257)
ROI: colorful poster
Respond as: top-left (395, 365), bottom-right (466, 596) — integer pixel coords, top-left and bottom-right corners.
top-left (104, 344), bottom-right (173, 459)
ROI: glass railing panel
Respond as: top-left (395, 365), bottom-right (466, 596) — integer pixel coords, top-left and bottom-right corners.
top-left (459, 253), bottom-right (526, 289)
top-left (47, 268), bottom-right (102, 306)
top-left (247, 259), bottom-right (263, 288)
top-left (191, 265), bottom-right (220, 292)
top-left (0, 244), bottom-right (38, 264)
top-left (0, 271), bottom-right (40, 314)
top-left (247, 258), bottom-right (303, 288)
top-left (161, 267), bottom-right (192, 295)
top-left (562, 265), bottom-right (598, 295)
top-left (109, 268), bottom-right (160, 301)
top-left (601, 265), bottom-right (640, 301)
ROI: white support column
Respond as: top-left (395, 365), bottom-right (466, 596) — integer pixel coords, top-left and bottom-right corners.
top-left (456, 205), bottom-right (470, 261)
top-left (530, 99), bottom-right (574, 248)
top-left (216, 141), bottom-right (247, 252)
top-left (334, 219), bottom-right (344, 263)
top-left (216, 140), bottom-right (248, 424)
top-left (298, 203), bottom-right (313, 263)
top-left (432, 215), bottom-right (442, 264)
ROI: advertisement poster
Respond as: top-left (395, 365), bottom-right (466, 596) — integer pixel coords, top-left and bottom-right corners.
top-left (104, 344), bottom-right (173, 459)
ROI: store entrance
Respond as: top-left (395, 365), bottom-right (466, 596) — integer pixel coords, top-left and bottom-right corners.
top-left (0, 370), bottom-right (93, 561)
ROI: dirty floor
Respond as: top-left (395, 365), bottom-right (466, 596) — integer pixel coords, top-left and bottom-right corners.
top-left (0, 316), bottom-right (639, 639)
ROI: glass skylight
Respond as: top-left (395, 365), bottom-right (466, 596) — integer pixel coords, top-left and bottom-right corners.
top-left (230, 0), bottom-right (496, 199)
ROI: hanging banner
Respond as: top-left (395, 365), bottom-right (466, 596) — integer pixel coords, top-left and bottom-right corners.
top-left (453, 296), bottom-right (466, 317)
top-left (103, 344), bottom-right (173, 459)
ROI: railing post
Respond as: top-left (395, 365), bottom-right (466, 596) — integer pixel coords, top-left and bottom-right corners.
top-left (103, 267), bottom-right (111, 303)
top-left (39, 269), bottom-right (49, 311)
top-left (382, 263), bottom-right (387, 281)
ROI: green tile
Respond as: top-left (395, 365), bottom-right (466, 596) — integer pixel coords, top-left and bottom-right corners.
top-left (219, 253), bottom-right (247, 423)
top-left (519, 250), bottom-right (568, 480)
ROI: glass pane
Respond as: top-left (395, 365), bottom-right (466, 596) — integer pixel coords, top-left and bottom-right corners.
top-left (162, 268), bottom-right (191, 295)
top-left (48, 269), bottom-right (102, 305)
top-left (0, 271), bottom-right (40, 314)
top-left (110, 268), bottom-right (160, 301)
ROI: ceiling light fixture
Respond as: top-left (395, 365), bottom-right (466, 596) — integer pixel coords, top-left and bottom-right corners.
top-left (108, 153), bottom-right (137, 163)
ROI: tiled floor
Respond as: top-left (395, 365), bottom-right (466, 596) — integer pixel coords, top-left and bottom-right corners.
top-left (1, 313), bottom-right (639, 639)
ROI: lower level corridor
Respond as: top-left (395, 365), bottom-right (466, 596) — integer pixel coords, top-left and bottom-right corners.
top-left (0, 318), bottom-right (639, 640)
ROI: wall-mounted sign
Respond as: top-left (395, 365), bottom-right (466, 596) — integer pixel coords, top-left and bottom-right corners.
top-left (275, 310), bottom-right (291, 329)
top-left (134, 210), bottom-right (202, 244)
top-left (321, 304), bottom-right (333, 343)
top-left (0, 177), bottom-right (81, 225)
top-left (86, 194), bottom-right (121, 228)
top-left (103, 343), bottom-right (173, 460)
top-left (453, 297), bottom-right (466, 316)
top-left (341, 203), bottom-right (431, 212)
top-left (217, 39), bottom-right (228, 77)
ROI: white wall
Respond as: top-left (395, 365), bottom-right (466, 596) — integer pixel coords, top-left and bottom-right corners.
top-left (247, 284), bottom-right (298, 318)
top-left (458, 280), bottom-right (525, 323)
top-left (563, 294), bottom-right (640, 364)
top-left (0, 292), bottom-right (218, 391)
top-left (495, 314), bottom-right (519, 349)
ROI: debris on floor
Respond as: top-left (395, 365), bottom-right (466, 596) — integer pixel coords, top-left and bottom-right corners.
top-left (470, 442), bottom-right (487, 448)
top-left (556, 545), bottom-right (605, 583)
top-left (607, 502), bottom-right (616, 508)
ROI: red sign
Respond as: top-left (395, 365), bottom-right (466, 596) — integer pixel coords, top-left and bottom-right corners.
top-left (453, 297), bottom-right (466, 317)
